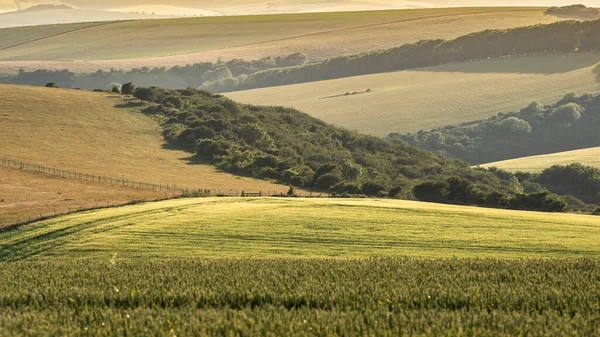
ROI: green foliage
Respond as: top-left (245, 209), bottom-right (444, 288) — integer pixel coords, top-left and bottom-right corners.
top-left (135, 86), bottom-right (577, 212)
top-left (121, 82), bottom-right (135, 96)
top-left (546, 4), bottom-right (600, 18)
top-left (593, 207), bottom-right (600, 215)
top-left (44, 82), bottom-right (58, 88)
top-left (393, 93), bottom-right (600, 166)
top-left (538, 163), bottom-right (600, 205)
top-left (2, 259), bottom-right (600, 336)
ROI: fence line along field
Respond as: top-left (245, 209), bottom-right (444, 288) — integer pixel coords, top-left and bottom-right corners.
top-left (3, 197), bottom-right (600, 261)
top-left (481, 146), bottom-right (600, 172)
top-left (0, 7), bottom-right (560, 73)
top-left (229, 52), bottom-right (600, 136)
top-left (0, 84), bottom-right (286, 192)
top-left (0, 166), bottom-right (168, 228)
top-left (1, 258), bottom-right (599, 336)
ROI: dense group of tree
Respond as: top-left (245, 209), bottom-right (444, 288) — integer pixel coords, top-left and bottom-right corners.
top-left (0, 53), bottom-right (308, 90)
top-left (545, 5), bottom-right (600, 19)
top-left (126, 85), bottom-right (600, 213)
top-left (390, 93), bottom-right (600, 165)
top-left (4, 19), bottom-right (600, 92)
top-left (199, 19), bottom-right (600, 92)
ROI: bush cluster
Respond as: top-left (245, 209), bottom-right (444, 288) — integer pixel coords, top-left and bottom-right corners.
top-left (392, 93), bottom-right (600, 166)
top-left (132, 86), bottom-right (578, 212)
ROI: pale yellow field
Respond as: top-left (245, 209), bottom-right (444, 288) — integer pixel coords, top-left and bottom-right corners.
top-left (229, 53), bottom-right (600, 136)
top-left (3, 197), bottom-right (600, 260)
top-left (0, 84), bottom-right (286, 193)
top-left (0, 7), bottom-right (559, 73)
top-left (481, 147), bottom-right (600, 172)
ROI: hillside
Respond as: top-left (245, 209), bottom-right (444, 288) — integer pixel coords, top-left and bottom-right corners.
top-left (0, 7), bottom-right (558, 73)
top-left (482, 147), bottom-right (600, 172)
top-left (3, 197), bottom-right (600, 261)
top-left (229, 52), bottom-right (600, 135)
top-left (0, 166), bottom-right (165, 227)
top-left (0, 9), bottom-right (171, 29)
top-left (0, 85), bottom-right (286, 193)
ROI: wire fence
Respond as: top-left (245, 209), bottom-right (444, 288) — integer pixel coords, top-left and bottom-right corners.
top-left (0, 158), bottom-right (296, 197)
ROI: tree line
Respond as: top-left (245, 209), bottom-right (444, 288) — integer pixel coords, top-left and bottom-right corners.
top-left (125, 85), bottom-right (600, 213)
top-left (1, 53), bottom-right (308, 90)
top-left (4, 19), bottom-right (600, 92)
top-left (391, 92), bottom-right (600, 166)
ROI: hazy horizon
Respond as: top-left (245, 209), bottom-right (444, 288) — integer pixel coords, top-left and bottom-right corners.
top-left (2, 1), bottom-right (600, 17)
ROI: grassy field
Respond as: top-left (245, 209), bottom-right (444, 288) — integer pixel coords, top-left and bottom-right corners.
top-left (0, 166), bottom-right (167, 227)
top-left (229, 52), bottom-right (600, 136)
top-left (0, 7), bottom-right (559, 73)
top-left (0, 85), bottom-right (286, 193)
top-left (1, 258), bottom-right (599, 336)
top-left (3, 197), bottom-right (600, 261)
top-left (481, 147), bottom-right (600, 172)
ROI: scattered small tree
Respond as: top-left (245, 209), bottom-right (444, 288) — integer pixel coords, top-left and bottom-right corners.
top-left (121, 82), bottom-right (135, 96)
top-left (45, 82), bottom-right (58, 88)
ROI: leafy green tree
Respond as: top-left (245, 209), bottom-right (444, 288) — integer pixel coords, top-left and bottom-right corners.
top-left (551, 103), bottom-right (583, 124)
top-left (121, 82), bottom-right (135, 96)
top-left (341, 161), bottom-right (362, 181)
top-left (500, 117), bottom-right (532, 135)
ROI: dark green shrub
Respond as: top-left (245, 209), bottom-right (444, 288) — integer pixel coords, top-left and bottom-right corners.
top-left (362, 182), bottom-right (386, 197)
top-left (316, 173), bottom-right (342, 189)
top-left (413, 181), bottom-right (450, 202)
top-left (388, 187), bottom-right (403, 199)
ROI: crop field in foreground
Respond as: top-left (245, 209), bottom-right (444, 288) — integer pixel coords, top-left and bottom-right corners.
top-left (0, 85), bottom-right (286, 193)
top-left (0, 7), bottom-right (558, 73)
top-left (229, 52), bottom-right (600, 136)
top-left (3, 197), bottom-right (600, 261)
top-left (1, 259), bottom-right (599, 336)
top-left (0, 166), bottom-right (169, 228)
top-left (482, 146), bottom-right (600, 172)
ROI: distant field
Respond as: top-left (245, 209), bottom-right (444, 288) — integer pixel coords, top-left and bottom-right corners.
top-left (3, 197), bottom-right (599, 260)
top-left (229, 52), bottom-right (600, 136)
top-left (0, 85), bottom-right (286, 193)
top-left (482, 147), bottom-right (600, 172)
top-left (0, 166), bottom-right (166, 227)
top-left (0, 7), bottom-right (559, 73)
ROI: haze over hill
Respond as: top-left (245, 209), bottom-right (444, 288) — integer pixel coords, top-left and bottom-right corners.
top-left (1, 0), bottom-right (600, 28)
top-left (0, 7), bottom-right (560, 73)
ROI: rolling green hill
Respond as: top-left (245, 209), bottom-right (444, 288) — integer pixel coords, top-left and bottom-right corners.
top-left (3, 197), bottom-right (600, 261)
top-left (0, 7), bottom-right (558, 73)
top-left (482, 147), bottom-right (600, 172)
top-left (229, 52), bottom-right (600, 135)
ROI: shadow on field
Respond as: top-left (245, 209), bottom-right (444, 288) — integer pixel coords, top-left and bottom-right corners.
top-left (415, 53), bottom-right (600, 75)
top-left (114, 101), bottom-right (143, 109)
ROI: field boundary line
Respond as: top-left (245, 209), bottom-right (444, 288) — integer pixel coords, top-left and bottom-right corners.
top-left (0, 158), bottom-right (274, 197)
top-left (156, 8), bottom-right (544, 60)
top-left (0, 20), bottom-right (130, 53)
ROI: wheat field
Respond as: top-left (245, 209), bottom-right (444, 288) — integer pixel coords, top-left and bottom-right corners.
top-left (481, 146), bottom-right (600, 172)
top-left (3, 197), bottom-right (599, 261)
top-left (0, 85), bottom-right (286, 193)
top-left (229, 52), bottom-right (600, 136)
top-left (0, 7), bottom-right (559, 73)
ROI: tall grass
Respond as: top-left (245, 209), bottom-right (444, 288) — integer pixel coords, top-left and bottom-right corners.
top-left (1, 258), bottom-right (599, 336)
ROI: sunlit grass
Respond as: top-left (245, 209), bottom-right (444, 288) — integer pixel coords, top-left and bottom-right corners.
top-left (3, 197), bottom-right (600, 261)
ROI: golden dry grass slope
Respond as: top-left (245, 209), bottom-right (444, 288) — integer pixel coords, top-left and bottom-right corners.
top-left (3, 197), bottom-right (600, 260)
top-left (228, 52), bottom-right (600, 136)
top-left (481, 147), bottom-right (600, 172)
top-left (0, 166), bottom-right (166, 227)
top-left (0, 7), bottom-right (560, 73)
top-left (0, 84), bottom-right (286, 193)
